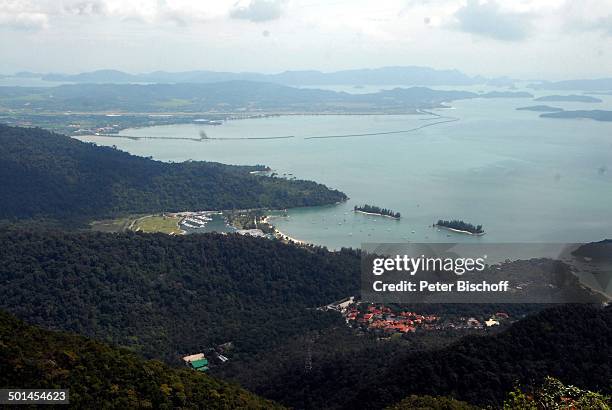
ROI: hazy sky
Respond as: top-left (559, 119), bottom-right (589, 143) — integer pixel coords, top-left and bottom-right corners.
top-left (1, 0), bottom-right (611, 79)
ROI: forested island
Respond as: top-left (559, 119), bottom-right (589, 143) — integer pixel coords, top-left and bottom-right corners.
top-left (435, 219), bottom-right (484, 235)
top-left (540, 109), bottom-right (612, 122)
top-left (0, 125), bottom-right (346, 221)
top-left (354, 204), bottom-right (400, 219)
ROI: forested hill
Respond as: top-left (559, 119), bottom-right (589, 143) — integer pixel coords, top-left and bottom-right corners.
top-left (0, 310), bottom-right (282, 409)
top-left (0, 228), bottom-right (360, 362)
top-left (0, 124), bottom-right (346, 220)
top-left (241, 304), bottom-right (611, 409)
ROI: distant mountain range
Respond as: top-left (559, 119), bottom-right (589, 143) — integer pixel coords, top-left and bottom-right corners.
top-left (13, 66), bottom-right (491, 86)
top-left (7, 68), bottom-right (612, 93)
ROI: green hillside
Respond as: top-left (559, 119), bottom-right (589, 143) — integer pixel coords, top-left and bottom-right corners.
top-left (0, 310), bottom-right (282, 409)
top-left (0, 124), bottom-right (346, 220)
top-left (0, 228), bottom-right (360, 362)
top-left (227, 304), bottom-right (611, 409)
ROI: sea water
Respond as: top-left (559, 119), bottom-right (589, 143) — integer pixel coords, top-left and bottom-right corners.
top-left (76, 89), bottom-right (612, 249)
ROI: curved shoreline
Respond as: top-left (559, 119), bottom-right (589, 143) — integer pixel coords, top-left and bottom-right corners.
top-left (84, 110), bottom-right (459, 143)
top-left (354, 210), bottom-right (400, 220)
top-left (435, 224), bottom-right (485, 236)
top-left (303, 117), bottom-right (459, 140)
top-left (262, 215), bottom-right (308, 245)
top-left (97, 134), bottom-right (296, 141)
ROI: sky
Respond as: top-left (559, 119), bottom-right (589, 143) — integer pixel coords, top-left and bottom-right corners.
top-left (0, 0), bottom-right (611, 79)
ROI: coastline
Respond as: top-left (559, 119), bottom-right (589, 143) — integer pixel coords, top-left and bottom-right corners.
top-left (263, 215), bottom-right (308, 245)
top-left (274, 227), bottom-right (308, 245)
top-left (354, 210), bottom-right (400, 220)
top-left (435, 224), bottom-right (485, 236)
top-left (75, 109), bottom-right (438, 140)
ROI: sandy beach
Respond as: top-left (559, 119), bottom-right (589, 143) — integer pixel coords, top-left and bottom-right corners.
top-left (435, 225), bottom-right (486, 236)
top-left (264, 215), bottom-right (309, 245)
top-left (354, 210), bottom-right (400, 220)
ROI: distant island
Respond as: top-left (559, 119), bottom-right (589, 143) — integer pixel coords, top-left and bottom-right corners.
top-left (435, 219), bottom-right (484, 235)
top-left (534, 94), bottom-right (603, 103)
top-left (528, 78), bottom-right (612, 92)
top-left (478, 91), bottom-right (533, 98)
top-left (354, 204), bottom-right (400, 219)
top-left (0, 82), bottom-right (533, 116)
top-left (516, 105), bottom-right (564, 112)
top-left (540, 110), bottom-right (612, 122)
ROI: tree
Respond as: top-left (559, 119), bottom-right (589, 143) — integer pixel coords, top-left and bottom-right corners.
top-left (504, 376), bottom-right (611, 410)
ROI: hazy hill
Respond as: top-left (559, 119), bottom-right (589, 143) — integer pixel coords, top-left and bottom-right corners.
top-left (534, 94), bottom-right (603, 103)
top-left (529, 78), bottom-right (612, 91)
top-left (541, 109), bottom-right (612, 122)
top-left (516, 105), bottom-right (564, 112)
top-left (0, 82), bottom-right (531, 113)
top-left (0, 310), bottom-right (282, 409)
top-left (41, 66), bottom-right (483, 86)
top-left (572, 239), bottom-right (612, 261)
top-left (0, 125), bottom-right (346, 220)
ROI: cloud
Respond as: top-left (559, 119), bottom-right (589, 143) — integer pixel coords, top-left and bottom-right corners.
top-left (452, 0), bottom-right (533, 41)
top-left (62, 1), bottom-right (107, 16)
top-left (0, 12), bottom-right (48, 30)
top-left (0, 1), bottom-right (50, 30)
top-left (0, 0), bottom-right (235, 30)
top-left (557, 0), bottom-right (610, 36)
top-left (230, 0), bottom-right (284, 22)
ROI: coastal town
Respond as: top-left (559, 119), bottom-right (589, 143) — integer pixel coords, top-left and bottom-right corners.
top-left (322, 297), bottom-right (512, 336)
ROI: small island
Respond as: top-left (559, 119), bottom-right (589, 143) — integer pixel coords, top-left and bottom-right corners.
top-left (435, 219), bottom-right (484, 235)
top-left (354, 204), bottom-right (400, 219)
top-left (516, 105), bottom-right (564, 112)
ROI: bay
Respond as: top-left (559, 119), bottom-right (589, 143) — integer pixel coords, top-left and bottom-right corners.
top-left (76, 89), bottom-right (612, 249)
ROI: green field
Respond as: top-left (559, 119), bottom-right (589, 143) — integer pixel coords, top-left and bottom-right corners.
top-left (131, 214), bottom-right (184, 235)
top-left (90, 216), bottom-right (135, 233)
